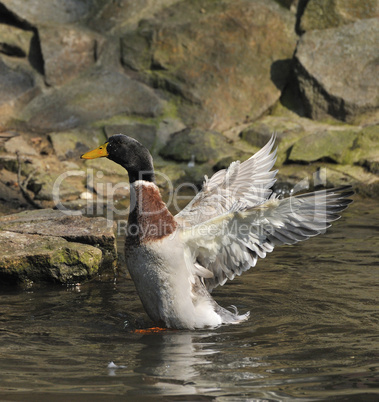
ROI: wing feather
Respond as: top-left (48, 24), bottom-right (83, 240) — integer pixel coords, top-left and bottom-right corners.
top-left (175, 134), bottom-right (278, 227)
top-left (181, 186), bottom-right (353, 292)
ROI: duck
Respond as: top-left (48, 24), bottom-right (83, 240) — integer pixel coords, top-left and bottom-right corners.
top-left (81, 134), bottom-right (353, 330)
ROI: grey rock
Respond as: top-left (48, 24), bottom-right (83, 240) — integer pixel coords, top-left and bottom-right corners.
top-left (0, 230), bottom-right (102, 285)
top-left (300, 0), bottom-right (379, 32)
top-left (0, 57), bottom-right (37, 126)
top-left (18, 67), bottom-right (165, 132)
top-left (0, 153), bottom-right (44, 177)
top-left (0, 208), bottom-right (117, 275)
top-left (4, 135), bottom-right (38, 156)
top-left (159, 128), bottom-right (231, 163)
top-left (39, 25), bottom-right (104, 86)
top-left (121, 29), bottom-right (152, 71)
top-left (126, 0), bottom-right (297, 131)
top-left (294, 18), bottom-right (379, 122)
top-left (157, 118), bottom-right (186, 146)
top-left (86, 0), bottom-right (180, 34)
top-left (1, 0), bottom-right (97, 26)
top-left (0, 168), bottom-right (29, 207)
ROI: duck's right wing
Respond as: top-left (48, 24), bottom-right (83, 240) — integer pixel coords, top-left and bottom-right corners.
top-left (181, 186), bottom-right (354, 292)
top-left (175, 134), bottom-right (278, 227)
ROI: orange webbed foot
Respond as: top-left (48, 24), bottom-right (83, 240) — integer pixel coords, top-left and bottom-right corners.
top-left (133, 326), bottom-right (170, 334)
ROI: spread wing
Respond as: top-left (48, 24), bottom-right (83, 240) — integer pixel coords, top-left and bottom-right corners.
top-left (175, 134), bottom-right (277, 227)
top-left (181, 186), bottom-right (354, 292)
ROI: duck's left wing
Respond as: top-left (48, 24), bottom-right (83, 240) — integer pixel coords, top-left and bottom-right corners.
top-left (175, 134), bottom-right (277, 227)
top-left (180, 186), bottom-right (353, 292)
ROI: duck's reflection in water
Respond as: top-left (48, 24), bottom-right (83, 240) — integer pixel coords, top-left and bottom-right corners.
top-left (137, 331), bottom-right (219, 393)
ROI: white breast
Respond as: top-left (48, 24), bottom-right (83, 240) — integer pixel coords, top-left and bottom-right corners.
top-left (125, 233), bottom-right (222, 329)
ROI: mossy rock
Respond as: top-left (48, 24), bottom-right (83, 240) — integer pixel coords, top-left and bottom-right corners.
top-left (0, 231), bottom-right (102, 285)
top-left (0, 209), bottom-right (117, 274)
top-left (159, 128), bottom-right (231, 163)
top-left (353, 125), bottom-right (379, 173)
top-left (300, 0), bottom-right (379, 32)
top-left (288, 131), bottom-right (358, 164)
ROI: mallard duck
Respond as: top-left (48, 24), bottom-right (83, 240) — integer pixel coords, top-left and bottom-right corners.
top-left (81, 134), bottom-right (353, 330)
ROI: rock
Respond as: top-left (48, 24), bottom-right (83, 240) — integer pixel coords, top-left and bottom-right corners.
top-left (49, 128), bottom-right (106, 160)
top-left (361, 155), bottom-right (379, 175)
top-left (157, 118), bottom-right (186, 146)
top-left (240, 116), bottom-right (306, 164)
top-left (39, 25), bottom-right (104, 86)
top-left (26, 171), bottom-right (83, 201)
top-left (274, 163), bottom-right (379, 198)
top-left (324, 165), bottom-right (379, 198)
top-left (0, 169), bottom-right (29, 209)
top-left (239, 115), bottom-right (379, 167)
top-left (0, 0), bottom-right (96, 26)
top-left (87, 0), bottom-right (180, 33)
top-left (18, 67), bottom-right (165, 132)
top-left (126, 0), bottom-right (297, 131)
top-left (241, 116), bottom-right (304, 147)
top-left (300, 0), bottom-right (379, 32)
top-left (0, 153), bottom-right (44, 177)
top-left (0, 24), bottom-right (33, 57)
top-left (294, 18), bottom-right (379, 123)
top-left (353, 125), bottom-right (379, 174)
top-left (159, 128), bottom-right (231, 163)
top-left (0, 208), bottom-right (117, 275)
top-left (288, 131), bottom-right (357, 164)
top-left (4, 135), bottom-right (38, 156)
top-left (0, 231), bottom-right (102, 285)
top-left (104, 123), bottom-right (157, 152)
top-left (120, 29), bottom-right (152, 71)
top-left (0, 57), bottom-right (37, 127)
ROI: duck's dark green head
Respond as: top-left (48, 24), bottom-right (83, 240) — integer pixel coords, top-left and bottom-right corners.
top-left (81, 134), bottom-right (155, 183)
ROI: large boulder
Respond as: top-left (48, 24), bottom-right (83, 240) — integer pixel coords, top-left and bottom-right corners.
top-left (121, 0), bottom-right (297, 131)
top-left (239, 115), bottom-right (379, 169)
top-left (159, 128), bottom-right (231, 163)
top-left (86, 0), bottom-right (181, 33)
top-left (0, 208), bottom-right (117, 284)
top-left (0, 0), bottom-right (96, 26)
top-left (16, 67), bottom-right (165, 132)
top-left (288, 131), bottom-right (357, 164)
top-left (300, 0), bottom-right (379, 32)
top-left (294, 18), bottom-right (379, 123)
top-left (0, 57), bottom-right (38, 128)
top-left (39, 24), bottom-right (104, 86)
top-left (0, 231), bottom-right (102, 285)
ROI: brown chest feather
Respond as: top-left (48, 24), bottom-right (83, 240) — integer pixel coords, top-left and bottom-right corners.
top-left (127, 183), bottom-right (177, 243)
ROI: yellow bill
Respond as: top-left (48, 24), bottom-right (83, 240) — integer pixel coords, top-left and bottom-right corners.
top-left (81, 143), bottom-right (109, 159)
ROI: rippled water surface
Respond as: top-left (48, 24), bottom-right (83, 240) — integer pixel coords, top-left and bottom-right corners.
top-left (0, 199), bottom-right (378, 401)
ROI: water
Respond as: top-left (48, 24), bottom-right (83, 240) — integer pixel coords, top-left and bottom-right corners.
top-left (0, 199), bottom-right (378, 401)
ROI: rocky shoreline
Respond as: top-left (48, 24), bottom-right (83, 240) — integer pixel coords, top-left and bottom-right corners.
top-left (0, 0), bottom-right (378, 285)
